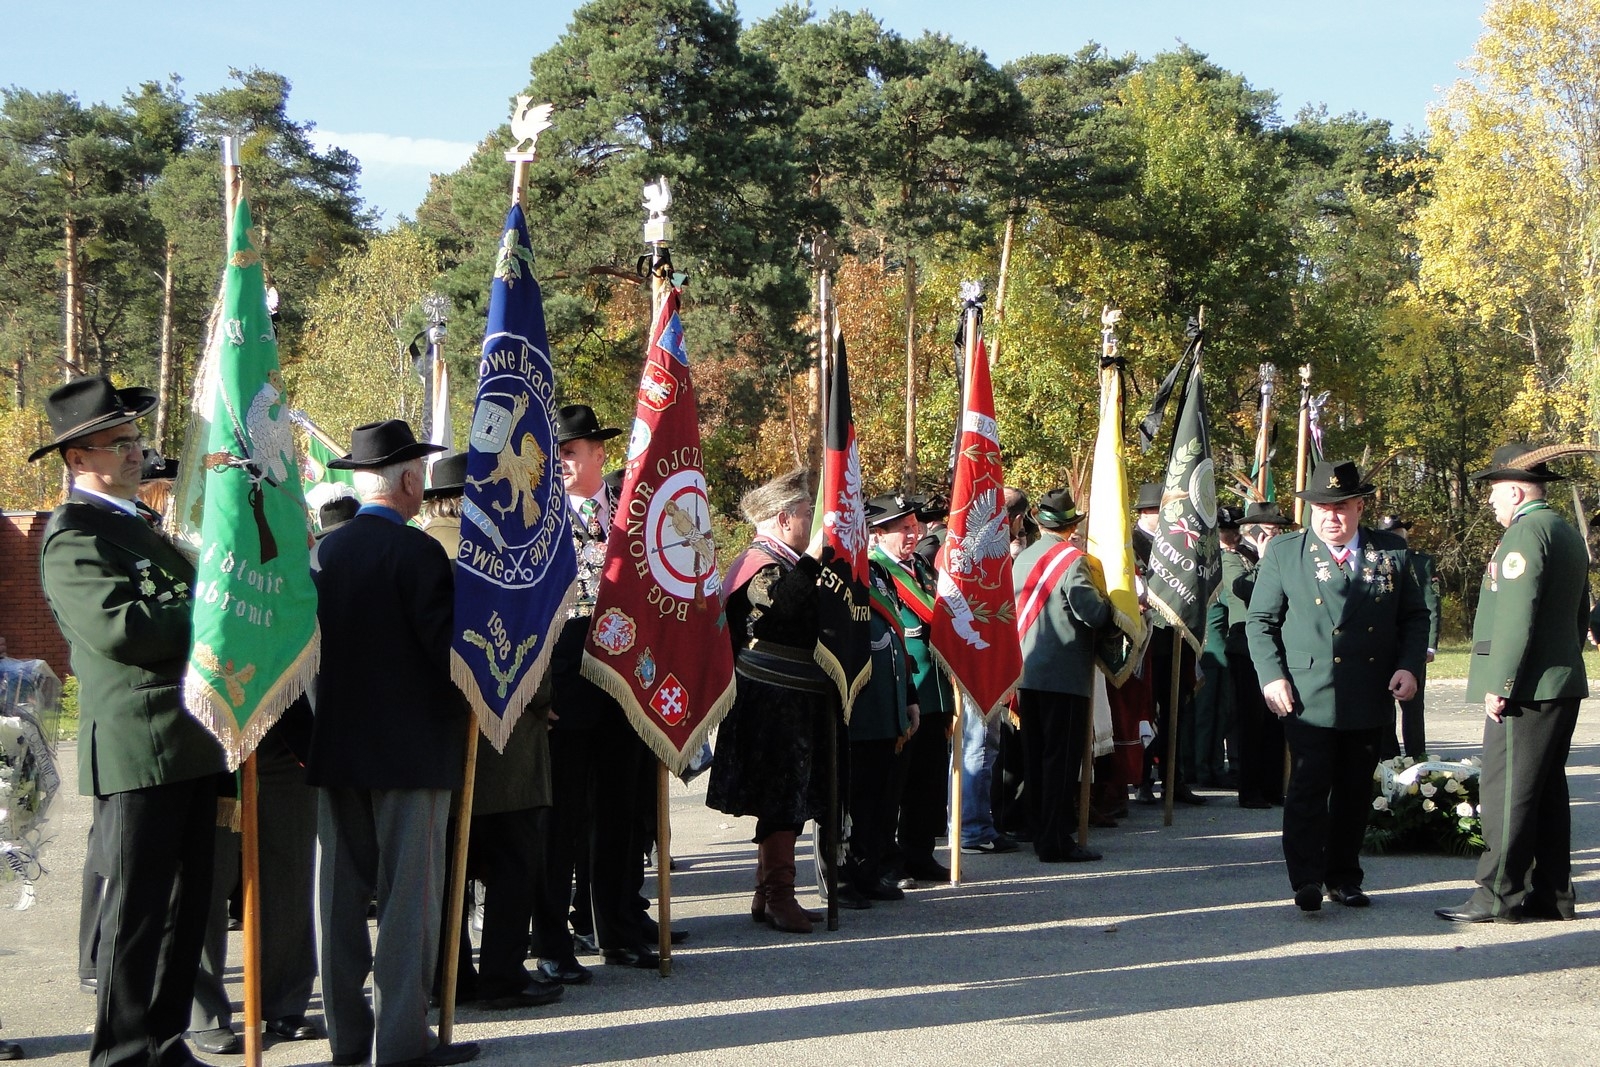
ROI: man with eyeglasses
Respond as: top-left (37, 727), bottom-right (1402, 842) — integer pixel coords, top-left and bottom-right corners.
top-left (32, 375), bottom-right (226, 1067)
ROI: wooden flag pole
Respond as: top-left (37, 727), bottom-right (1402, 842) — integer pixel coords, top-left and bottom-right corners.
top-left (240, 755), bottom-right (263, 1067)
top-left (1162, 638), bottom-right (1183, 827)
top-left (645, 179), bottom-right (675, 971)
top-left (1294, 365), bottom-right (1311, 527)
top-left (438, 724), bottom-right (479, 1044)
top-left (217, 133), bottom-right (268, 1067)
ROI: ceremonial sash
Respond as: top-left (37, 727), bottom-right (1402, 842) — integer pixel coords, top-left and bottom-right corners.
top-left (1016, 540), bottom-right (1083, 641)
top-left (871, 547), bottom-right (935, 625)
top-left (868, 579), bottom-right (906, 641)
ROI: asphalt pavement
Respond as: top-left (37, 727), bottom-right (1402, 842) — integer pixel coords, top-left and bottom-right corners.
top-left (4, 681), bottom-right (1597, 1066)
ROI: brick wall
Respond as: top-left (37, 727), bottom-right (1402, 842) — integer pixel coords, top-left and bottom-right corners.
top-left (0, 511), bottom-right (70, 678)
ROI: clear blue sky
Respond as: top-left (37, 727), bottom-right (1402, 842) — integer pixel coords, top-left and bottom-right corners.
top-left (8, 1), bottom-right (1487, 223)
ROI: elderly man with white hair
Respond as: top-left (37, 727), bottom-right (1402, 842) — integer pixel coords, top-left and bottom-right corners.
top-left (305, 420), bottom-right (480, 1067)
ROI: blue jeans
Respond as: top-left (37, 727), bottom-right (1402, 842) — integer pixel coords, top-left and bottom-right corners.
top-left (959, 701), bottom-right (1001, 846)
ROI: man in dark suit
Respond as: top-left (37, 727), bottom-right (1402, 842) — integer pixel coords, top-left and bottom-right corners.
top-left (34, 375), bottom-right (226, 1067)
top-left (307, 420), bottom-right (479, 1067)
top-left (1438, 443), bottom-right (1590, 924)
top-left (1247, 460), bottom-right (1430, 912)
top-left (533, 404), bottom-right (658, 973)
top-left (1012, 488), bottom-right (1113, 862)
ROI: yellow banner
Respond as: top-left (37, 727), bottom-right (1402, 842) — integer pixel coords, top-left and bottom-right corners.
top-left (1086, 362), bottom-right (1146, 683)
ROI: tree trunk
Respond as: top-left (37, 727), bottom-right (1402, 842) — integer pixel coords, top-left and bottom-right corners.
top-left (903, 254), bottom-right (918, 493)
top-left (155, 239), bottom-right (177, 448)
top-left (991, 209), bottom-right (1016, 366)
top-left (63, 213), bottom-right (82, 378)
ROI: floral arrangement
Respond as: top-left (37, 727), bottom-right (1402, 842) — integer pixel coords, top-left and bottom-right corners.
top-left (1364, 755), bottom-right (1485, 857)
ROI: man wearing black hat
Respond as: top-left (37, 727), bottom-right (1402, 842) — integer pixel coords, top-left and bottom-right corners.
top-left (306, 420), bottom-right (479, 1066)
top-left (1437, 443), bottom-right (1590, 924)
top-left (536, 404), bottom-right (660, 969)
top-left (34, 375), bottom-right (227, 1067)
top-left (867, 492), bottom-right (960, 881)
top-left (1375, 514), bottom-right (1439, 760)
top-left (1247, 461), bottom-right (1430, 912)
top-left (1013, 488), bottom-right (1112, 862)
top-left (1224, 501), bottom-right (1296, 808)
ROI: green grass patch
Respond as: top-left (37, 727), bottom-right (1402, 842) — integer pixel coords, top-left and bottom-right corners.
top-left (1429, 643), bottom-right (1600, 681)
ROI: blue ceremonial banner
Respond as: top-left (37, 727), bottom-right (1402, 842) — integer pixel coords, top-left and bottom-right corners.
top-left (451, 204), bottom-right (577, 752)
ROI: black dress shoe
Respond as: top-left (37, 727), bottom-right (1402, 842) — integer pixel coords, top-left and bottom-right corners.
top-left (834, 882), bottom-right (873, 910)
top-left (536, 957), bottom-right (593, 984)
top-left (1294, 883), bottom-right (1323, 912)
top-left (1038, 844), bottom-right (1102, 863)
top-left (865, 877), bottom-right (905, 901)
top-left (379, 1041), bottom-right (480, 1067)
top-left (479, 981), bottom-right (564, 1010)
top-left (571, 932), bottom-right (600, 955)
top-left (640, 926), bottom-right (690, 945)
top-left (1436, 899), bottom-right (1520, 924)
top-left (1238, 796), bottom-right (1272, 810)
top-left (602, 945), bottom-right (661, 969)
top-left (331, 1052), bottom-right (367, 1066)
top-left (188, 1027), bottom-right (242, 1055)
top-left (1326, 885), bottom-right (1370, 907)
top-left (1173, 786), bottom-right (1208, 806)
top-left (905, 858), bottom-right (950, 882)
top-left (265, 1014), bottom-right (320, 1040)
top-left (79, 976), bottom-right (97, 995)
top-left (0, 1041), bottom-right (22, 1061)
top-left (1136, 784), bottom-right (1158, 805)
top-left (1519, 898), bottom-right (1576, 921)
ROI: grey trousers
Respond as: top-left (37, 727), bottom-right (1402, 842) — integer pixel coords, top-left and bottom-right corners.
top-left (316, 786), bottom-right (451, 1066)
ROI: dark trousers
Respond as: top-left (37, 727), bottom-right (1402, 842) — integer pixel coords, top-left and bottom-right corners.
top-left (1281, 718), bottom-right (1380, 891)
top-left (1470, 698), bottom-right (1580, 913)
top-left (991, 714), bottom-right (1028, 838)
top-left (1019, 689), bottom-right (1087, 859)
top-left (847, 739), bottom-right (900, 888)
top-left (896, 712), bottom-right (951, 862)
top-left (446, 807), bottom-right (541, 1000)
top-left (91, 777), bottom-right (217, 1067)
top-left (1228, 652), bottom-right (1284, 804)
top-left (79, 820), bottom-right (106, 982)
top-left (1145, 629), bottom-right (1196, 788)
top-left (537, 711), bottom-right (647, 960)
top-left (1380, 674), bottom-right (1428, 760)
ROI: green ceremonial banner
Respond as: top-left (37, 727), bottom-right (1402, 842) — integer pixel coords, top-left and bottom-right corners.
top-left (183, 198), bottom-right (320, 768)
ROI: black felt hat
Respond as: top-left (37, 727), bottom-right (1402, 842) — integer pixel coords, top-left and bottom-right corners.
top-left (555, 404), bottom-right (622, 444)
top-left (424, 452), bottom-right (468, 499)
top-left (1470, 442), bottom-right (1567, 483)
top-left (1134, 482), bottom-right (1163, 511)
top-left (1217, 505), bottom-right (1244, 530)
top-left (1242, 501), bottom-right (1296, 526)
top-left (1295, 460), bottom-right (1374, 504)
top-left (29, 375), bottom-right (157, 462)
top-left (326, 420), bottom-right (446, 470)
top-left (916, 494), bottom-right (949, 524)
top-left (1036, 487), bottom-right (1084, 529)
top-left (1376, 513), bottom-right (1412, 532)
top-left (868, 492), bottom-right (921, 527)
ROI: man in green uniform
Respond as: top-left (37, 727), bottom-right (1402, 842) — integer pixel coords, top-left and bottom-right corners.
top-left (1247, 460), bottom-right (1430, 912)
top-left (1437, 443), bottom-right (1590, 924)
top-left (33, 375), bottom-right (226, 1067)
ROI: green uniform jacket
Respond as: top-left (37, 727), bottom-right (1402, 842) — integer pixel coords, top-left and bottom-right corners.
top-left (870, 548), bottom-right (952, 718)
top-left (1013, 531), bottom-right (1112, 698)
top-left (1220, 546), bottom-right (1258, 657)
top-left (1466, 503), bottom-right (1590, 703)
top-left (851, 563), bottom-right (917, 742)
top-left (1245, 526), bottom-right (1429, 730)
top-left (41, 491), bottom-right (225, 795)
top-left (1412, 549), bottom-right (1441, 650)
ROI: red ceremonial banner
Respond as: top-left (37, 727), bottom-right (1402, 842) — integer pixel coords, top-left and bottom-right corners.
top-left (930, 331), bottom-right (1023, 720)
top-left (580, 288), bottom-right (736, 774)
